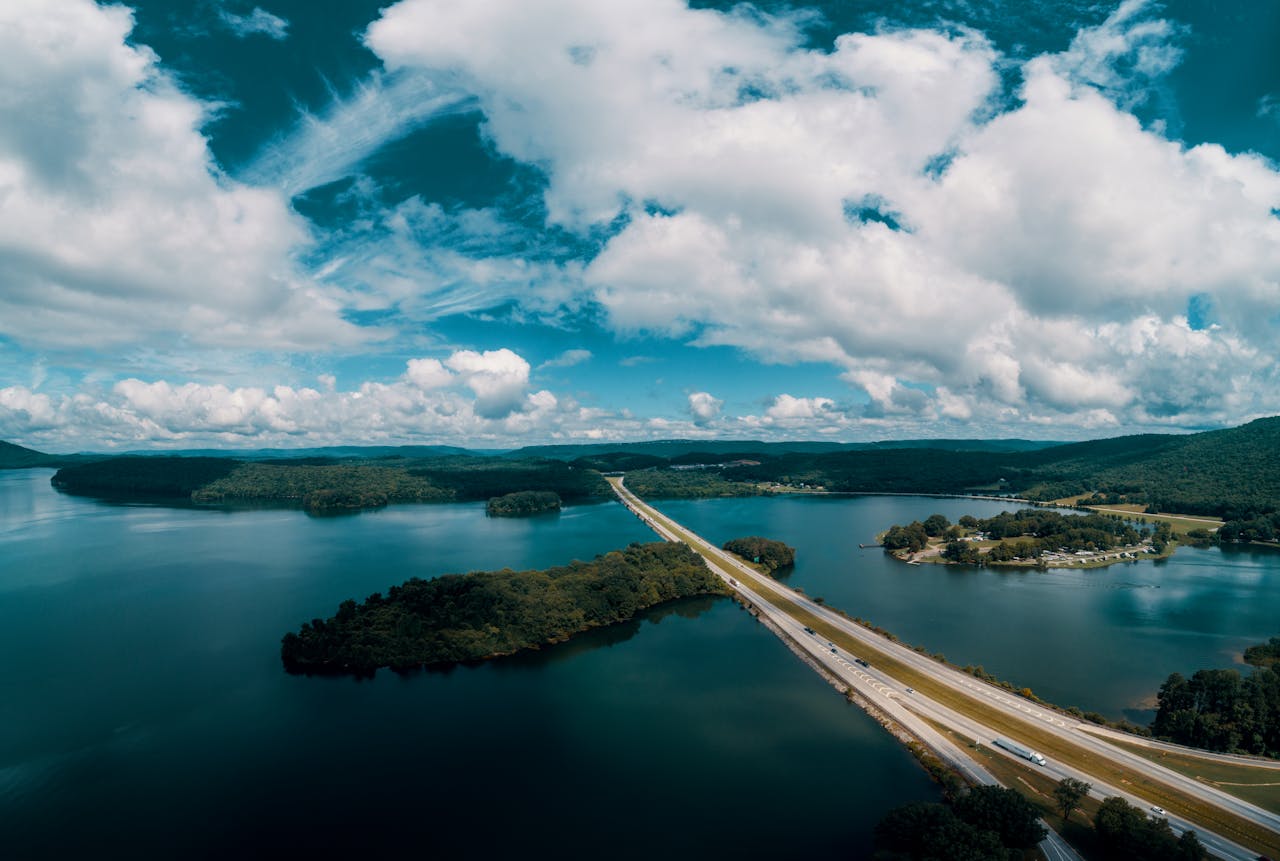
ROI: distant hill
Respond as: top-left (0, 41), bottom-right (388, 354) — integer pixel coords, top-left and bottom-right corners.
top-left (0, 441), bottom-right (70, 469)
top-left (707, 418), bottom-right (1280, 518)
top-left (510, 437), bottom-right (1064, 461)
top-left (115, 444), bottom-right (491, 460)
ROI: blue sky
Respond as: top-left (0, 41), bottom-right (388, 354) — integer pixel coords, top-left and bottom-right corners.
top-left (1, 0), bottom-right (1278, 450)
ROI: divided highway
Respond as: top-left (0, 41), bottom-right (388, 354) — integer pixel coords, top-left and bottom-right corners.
top-left (609, 477), bottom-right (1280, 861)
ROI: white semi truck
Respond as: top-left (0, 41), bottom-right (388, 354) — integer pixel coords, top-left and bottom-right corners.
top-left (993, 737), bottom-right (1047, 766)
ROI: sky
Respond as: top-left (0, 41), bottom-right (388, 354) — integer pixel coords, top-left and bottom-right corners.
top-left (1, 0), bottom-right (1278, 451)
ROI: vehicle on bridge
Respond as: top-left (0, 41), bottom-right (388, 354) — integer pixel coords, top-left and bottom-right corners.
top-left (993, 737), bottom-right (1047, 766)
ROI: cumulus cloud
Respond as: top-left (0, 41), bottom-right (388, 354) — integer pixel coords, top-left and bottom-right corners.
top-left (765, 394), bottom-right (837, 422)
top-left (0, 0), bottom-right (361, 352)
top-left (687, 391), bottom-right (723, 426)
top-left (444, 348), bottom-right (533, 419)
top-left (359, 0), bottom-right (1280, 432)
top-left (0, 349), bottom-right (573, 448)
top-left (218, 6), bottom-right (290, 40)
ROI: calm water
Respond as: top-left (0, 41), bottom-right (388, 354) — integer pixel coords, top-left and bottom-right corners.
top-left (0, 471), bottom-right (937, 859)
top-left (659, 494), bottom-right (1280, 722)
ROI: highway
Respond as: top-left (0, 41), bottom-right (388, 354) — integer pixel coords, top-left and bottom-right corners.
top-left (609, 477), bottom-right (1280, 861)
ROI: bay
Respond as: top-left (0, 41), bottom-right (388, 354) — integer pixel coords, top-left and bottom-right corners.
top-left (658, 494), bottom-right (1280, 722)
top-left (0, 471), bottom-right (937, 859)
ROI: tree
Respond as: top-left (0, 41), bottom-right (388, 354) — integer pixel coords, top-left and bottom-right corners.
top-left (1093, 796), bottom-right (1204, 860)
top-left (923, 513), bottom-right (951, 537)
top-left (951, 785), bottom-right (1046, 850)
top-left (873, 801), bottom-right (1013, 860)
top-left (1053, 777), bottom-right (1091, 823)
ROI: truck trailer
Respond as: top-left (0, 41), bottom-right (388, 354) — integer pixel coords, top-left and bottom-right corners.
top-left (993, 737), bottom-right (1047, 766)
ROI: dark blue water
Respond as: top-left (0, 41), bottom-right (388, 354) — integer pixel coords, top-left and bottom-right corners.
top-left (0, 471), bottom-right (937, 859)
top-left (658, 494), bottom-right (1280, 722)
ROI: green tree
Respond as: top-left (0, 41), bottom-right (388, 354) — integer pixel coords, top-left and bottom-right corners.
top-left (923, 513), bottom-right (951, 537)
top-left (1053, 777), bottom-right (1091, 823)
top-left (873, 802), bottom-right (1013, 861)
top-left (952, 784), bottom-right (1046, 850)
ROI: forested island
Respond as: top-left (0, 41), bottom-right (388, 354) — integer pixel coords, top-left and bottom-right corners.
top-left (486, 490), bottom-right (561, 516)
top-left (280, 542), bottom-right (728, 674)
top-left (721, 536), bottom-right (796, 573)
top-left (1151, 638), bottom-right (1280, 757)
top-left (51, 455), bottom-right (609, 514)
top-left (879, 509), bottom-right (1170, 568)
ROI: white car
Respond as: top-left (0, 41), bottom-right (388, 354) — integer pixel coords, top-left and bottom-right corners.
top-left (1150, 806), bottom-right (1166, 817)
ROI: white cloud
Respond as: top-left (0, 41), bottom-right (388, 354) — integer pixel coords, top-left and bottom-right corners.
top-left (765, 394), bottom-right (836, 422)
top-left (241, 75), bottom-right (473, 198)
top-left (444, 348), bottom-right (531, 419)
top-left (0, 349), bottom-right (576, 448)
top-left (0, 0), bottom-right (362, 352)
top-left (360, 0), bottom-right (1280, 432)
top-left (219, 6), bottom-right (290, 40)
top-left (538, 349), bottom-right (593, 370)
top-left (687, 391), bottom-right (722, 426)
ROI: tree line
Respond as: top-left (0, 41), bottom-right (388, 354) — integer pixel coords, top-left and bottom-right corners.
top-left (873, 775), bottom-right (1206, 860)
top-left (1151, 639), bottom-right (1280, 757)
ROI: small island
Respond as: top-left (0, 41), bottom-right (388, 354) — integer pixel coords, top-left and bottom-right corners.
top-left (280, 541), bottom-right (728, 674)
top-left (486, 490), bottom-right (561, 517)
top-left (721, 536), bottom-right (796, 573)
top-left (880, 509), bottom-right (1172, 568)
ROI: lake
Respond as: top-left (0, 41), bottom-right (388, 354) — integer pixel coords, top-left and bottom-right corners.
top-left (0, 470), bottom-right (936, 859)
top-left (4, 473), bottom-right (1277, 858)
top-left (658, 494), bottom-right (1280, 722)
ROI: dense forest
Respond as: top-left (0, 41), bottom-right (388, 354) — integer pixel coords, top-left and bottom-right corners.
top-left (51, 456), bottom-right (238, 498)
top-left (280, 542), bottom-right (727, 674)
top-left (193, 463), bottom-right (450, 512)
top-left (721, 537), bottom-right (795, 572)
top-left (486, 490), bottom-right (561, 516)
top-left (1150, 643), bottom-right (1280, 757)
top-left (409, 457), bottom-right (609, 501)
top-left (50, 455), bottom-right (610, 513)
top-left (622, 468), bottom-right (763, 499)
top-left (612, 417), bottom-right (1280, 525)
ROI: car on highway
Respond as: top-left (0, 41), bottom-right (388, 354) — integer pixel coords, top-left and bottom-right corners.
top-left (905, 687), bottom-right (914, 694)
top-left (1150, 806), bottom-right (1166, 817)
top-left (803, 627), bottom-right (814, 634)
top-left (831, 647), bottom-right (838, 654)
top-left (854, 658), bottom-right (870, 667)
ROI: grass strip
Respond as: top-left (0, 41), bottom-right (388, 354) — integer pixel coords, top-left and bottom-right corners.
top-left (1099, 737), bottom-right (1280, 814)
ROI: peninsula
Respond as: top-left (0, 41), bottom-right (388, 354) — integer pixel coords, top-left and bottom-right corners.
top-left (879, 509), bottom-right (1174, 568)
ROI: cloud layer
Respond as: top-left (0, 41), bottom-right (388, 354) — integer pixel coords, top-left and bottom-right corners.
top-left (363, 0), bottom-right (1280, 430)
top-left (0, 0), bottom-right (359, 352)
top-left (2, 0), bottom-right (1278, 448)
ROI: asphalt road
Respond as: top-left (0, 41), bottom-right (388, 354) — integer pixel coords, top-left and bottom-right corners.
top-left (610, 478), bottom-right (1279, 860)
